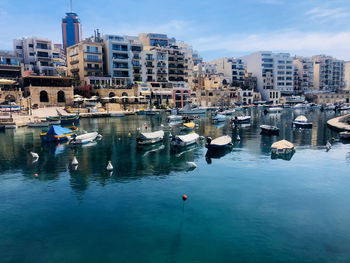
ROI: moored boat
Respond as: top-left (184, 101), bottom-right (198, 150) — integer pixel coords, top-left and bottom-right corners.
top-left (271, 139), bottom-right (295, 157)
top-left (260, 125), bottom-right (279, 135)
top-left (181, 121), bottom-right (196, 130)
top-left (293, 103), bottom-right (310, 109)
top-left (220, 109), bottom-right (235, 115)
top-left (167, 115), bottom-right (183, 122)
top-left (179, 103), bottom-right (206, 115)
top-left (265, 107), bottom-right (283, 114)
top-left (233, 115), bottom-right (251, 124)
top-left (205, 135), bottom-right (232, 149)
top-left (171, 133), bottom-right (199, 147)
top-left (293, 115), bottom-right (313, 128)
top-left (40, 125), bottom-right (78, 142)
top-left (69, 132), bottom-right (99, 145)
top-left (136, 130), bottom-right (164, 145)
top-left (212, 114), bottom-right (227, 123)
top-left (28, 120), bottom-right (61, 127)
top-left (46, 114), bottom-right (79, 125)
top-left (340, 131), bottom-right (350, 140)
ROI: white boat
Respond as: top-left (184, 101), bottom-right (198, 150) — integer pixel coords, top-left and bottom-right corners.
top-left (260, 125), bottom-right (279, 135)
top-left (220, 109), bottom-right (235, 115)
top-left (265, 107), bottom-right (283, 113)
top-left (206, 135), bottom-right (232, 149)
top-left (233, 116), bottom-right (251, 124)
top-left (339, 104), bottom-right (350, 111)
top-left (27, 120), bottom-right (61, 127)
top-left (293, 103), bottom-right (310, 109)
top-left (340, 131), bottom-right (350, 140)
top-left (167, 115), bottom-right (183, 122)
top-left (212, 114), bottom-right (227, 123)
top-left (69, 132), bottom-right (99, 145)
top-left (171, 133), bottom-right (199, 147)
top-left (293, 115), bottom-right (312, 128)
top-left (136, 130), bottom-right (164, 145)
top-left (323, 104), bottom-right (336, 111)
top-left (179, 104), bottom-right (206, 115)
top-left (271, 140), bottom-right (295, 155)
top-left (110, 113), bottom-right (125, 117)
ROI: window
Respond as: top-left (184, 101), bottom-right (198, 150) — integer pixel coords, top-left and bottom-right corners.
top-left (29, 44), bottom-right (33, 48)
top-left (16, 45), bottom-right (22, 49)
top-left (29, 52), bottom-right (34, 56)
top-left (37, 43), bottom-right (48, 49)
top-left (86, 46), bottom-right (99, 53)
top-left (112, 44), bottom-right (128, 51)
top-left (86, 54), bottom-right (100, 62)
top-left (37, 51), bottom-right (49, 57)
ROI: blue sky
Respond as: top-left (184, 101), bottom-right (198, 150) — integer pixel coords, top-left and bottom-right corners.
top-left (1, 0), bottom-right (350, 61)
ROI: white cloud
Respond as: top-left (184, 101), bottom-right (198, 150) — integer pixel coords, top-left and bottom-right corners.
top-left (190, 31), bottom-right (350, 60)
top-left (305, 7), bottom-right (350, 22)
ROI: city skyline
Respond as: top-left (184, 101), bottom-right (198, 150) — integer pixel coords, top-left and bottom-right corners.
top-left (1, 0), bottom-right (350, 61)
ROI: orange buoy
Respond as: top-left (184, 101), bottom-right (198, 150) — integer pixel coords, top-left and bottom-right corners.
top-left (34, 174), bottom-right (38, 177)
top-left (182, 194), bottom-right (187, 201)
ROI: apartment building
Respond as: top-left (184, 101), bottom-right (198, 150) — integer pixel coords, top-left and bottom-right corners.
top-left (344, 61), bottom-right (350, 91)
top-left (312, 55), bottom-right (344, 92)
top-left (52, 44), bottom-right (67, 76)
top-left (0, 51), bottom-right (22, 79)
top-left (209, 58), bottom-right (245, 86)
top-left (66, 39), bottom-right (104, 86)
top-left (13, 37), bottom-right (55, 76)
top-left (138, 33), bottom-right (175, 48)
top-left (242, 51), bottom-right (293, 103)
top-left (293, 57), bottom-right (314, 94)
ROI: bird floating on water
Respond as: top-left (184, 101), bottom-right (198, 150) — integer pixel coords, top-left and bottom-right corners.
top-left (30, 152), bottom-right (39, 159)
top-left (107, 161), bottom-right (113, 171)
top-left (326, 141), bottom-right (332, 151)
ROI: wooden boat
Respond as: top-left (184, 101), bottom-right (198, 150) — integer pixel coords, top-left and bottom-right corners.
top-left (181, 121), bottom-right (195, 130)
top-left (340, 131), bottom-right (350, 140)
top-left (46, 114), bottom-right (79, 125)
top-left (40, 125), bottom-right (78, 142)
top-left (28, 120), bottom-right (61, 127)
top-left (271, 139), bottom-right (295, 155)
top-left (212, 114), bottom-right (226, 123)
top-left (260, 125), bottom-right (279, 135)
top-left (293, 115), bottom-right (312, 128)
top-left (205, 135), bottom-right (232, 149)
top-left (265, 107), bottom-right (283, 114)
top-left (171, 133), bottom-right (199, 147)
top-left (69, 132), bottom-right (99, 145)
top-left (179, 103), bottom-right (206, 115)
top-left (136, 130), bottom-right (164, 145)
top-left (167, 115), bottom-right (183, 122)
top-left (233, 116), bottom-right (251, 124)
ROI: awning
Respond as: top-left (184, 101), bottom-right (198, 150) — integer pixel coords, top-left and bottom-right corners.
top-left (141, 91), bottom-right (151, 95)
top-left (0, 79), bottom-right (16, 85)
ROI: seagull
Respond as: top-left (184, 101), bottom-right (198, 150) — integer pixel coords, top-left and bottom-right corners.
top-left (326, 141), bottom-right (332, 152)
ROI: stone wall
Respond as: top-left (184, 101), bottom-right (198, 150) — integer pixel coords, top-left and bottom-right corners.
top-left (0, 90), bottom-right (23, 104)
top-left (27, 85), bottom-right (74, 107)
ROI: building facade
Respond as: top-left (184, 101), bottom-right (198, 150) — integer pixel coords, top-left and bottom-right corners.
top-left (0, 51), bottom-right (22, 80)
top-left (209, 57), bottom-right (245, 86)
top-left (242, 51), bottom-right (293, 103)
top-left (293, 57), bottom-right (314, 94)
top-left (312, 55), bottom-right (344, 92)
top-left (67, 39), bottom-right (104, 86)
top-left (62, 12), bottom-right (83, 50)
top-left (344, 61), bottom-right (350, 91)
top-left (13, 37), bottom-right (55, 76)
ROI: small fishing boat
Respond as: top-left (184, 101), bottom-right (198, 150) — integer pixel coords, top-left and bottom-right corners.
top-left (145, 110), bottom-right (160, 115)
top-left (220, 109), bottom-right (235, 115)
top-left (260, 125), bottom-right (279, 135)
top-left (293, 115), bottom-right (312, 128)
top-left (271, 139), bottom-right (295, 157)
top-left (265, 107), bottom-right (283, 114)
top-left (46, 114), bottom-right (79, 125)
top-left (110, 113), bottom-right (125, 117)
top-left (27, 120), bottom-right (61, 127)
top-left (1, 122), bottom-right (16, 129)
top-left (233, 116), bottom-right (251, 124)
top-left (171, 133), bottom-right (199, 147)
top-left (340, 131), bottom-right (350, 140)
top-left (167, 115), bottom-right (183, 122)
top-left (136, 130), bottom-right (164, 145)
top-left (40, 125), bottom-right (78, 142)
top-left (338, 104), bottom-right (350, 111)
top-left (212, 114), bottom-right (227, 123)
top-left (181, 121), bottom-right (195, 130)
top-left (69, 132), bottom-right (99, 145)
top-left (293, 103), bottom-right (310, 109)
top-left (205, 135), bottom-right (232, 149)
top-left (322, 104), bottom-right (336, 111)
top-left (179, 103), bottom-right (206, 115)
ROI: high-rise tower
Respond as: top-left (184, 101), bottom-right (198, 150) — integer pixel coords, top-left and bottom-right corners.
top-left (61, 0), bottom-right (82, 50)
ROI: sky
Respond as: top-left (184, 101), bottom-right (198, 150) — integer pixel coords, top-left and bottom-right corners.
top-left (1, 0), bottom-right (350, 61)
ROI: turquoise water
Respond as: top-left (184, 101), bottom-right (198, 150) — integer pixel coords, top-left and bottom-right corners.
top-left (1, 108), bottom-right (350, 262)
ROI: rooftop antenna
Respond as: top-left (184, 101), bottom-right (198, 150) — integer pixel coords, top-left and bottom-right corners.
top-left (70, 0), bottom-right (73, 12)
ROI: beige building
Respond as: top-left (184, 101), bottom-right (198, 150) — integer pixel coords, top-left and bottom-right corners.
top-left (344, 61), bottom-right (350, 91)
top-left (314, 92), bottom-right (350, 104)
top-left (67, 39), bottom-right (104, 87)
top-left (23, 76), bottom-right (74, 107)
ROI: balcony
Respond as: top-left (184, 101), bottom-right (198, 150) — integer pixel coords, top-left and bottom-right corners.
top-left (85, 67), bottom-right (101, 71)
top-left (70, 60), bottom-right (79, 65)
top-left (70, 68), bottom-right (79, 73)
top-left (84, 50), bottom-right (102, 54)
top-left (85, 58), bottom-right (102, 63)
top-left (145, 57), bottom-right (154, 61)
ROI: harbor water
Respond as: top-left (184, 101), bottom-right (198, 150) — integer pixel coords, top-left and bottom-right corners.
top-left (1, 108), bottom-right (350, 262)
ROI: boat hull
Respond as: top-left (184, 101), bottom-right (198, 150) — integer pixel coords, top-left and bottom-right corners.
top-left (293, 122), bottom-right (313, 128)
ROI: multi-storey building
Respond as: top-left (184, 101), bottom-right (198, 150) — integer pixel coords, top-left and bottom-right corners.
top-left (167, 45), bottom-right (185, 82)
top-left (13, 37), bottom-right (55, 76)
top-left (52, 44), bottom-right (67, 76)
top-left (66, 39), bottom-right (104, 86)
top-left (126, 36), bottom-right (143, 83)
top-left (103, 35), bottom-right (133, 86)
top-left (138, 33), bottom-right (174, 48)
top-left (141, 47), bottom-right (168, 83)
top-left (209, 57), bottom-right (245, 86)
top-left (0, 51), bottom-right (22, 79)
top-left (312, 55), bottom-right (344, 92)
top-left (344, 61), bottom-right (350, 91)
top-left (293, 57), bottom-right (314, 94)
top-left (62, 11), bottom-right (82, 50)
top-left (242, 51), bottom-right (293, 103)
